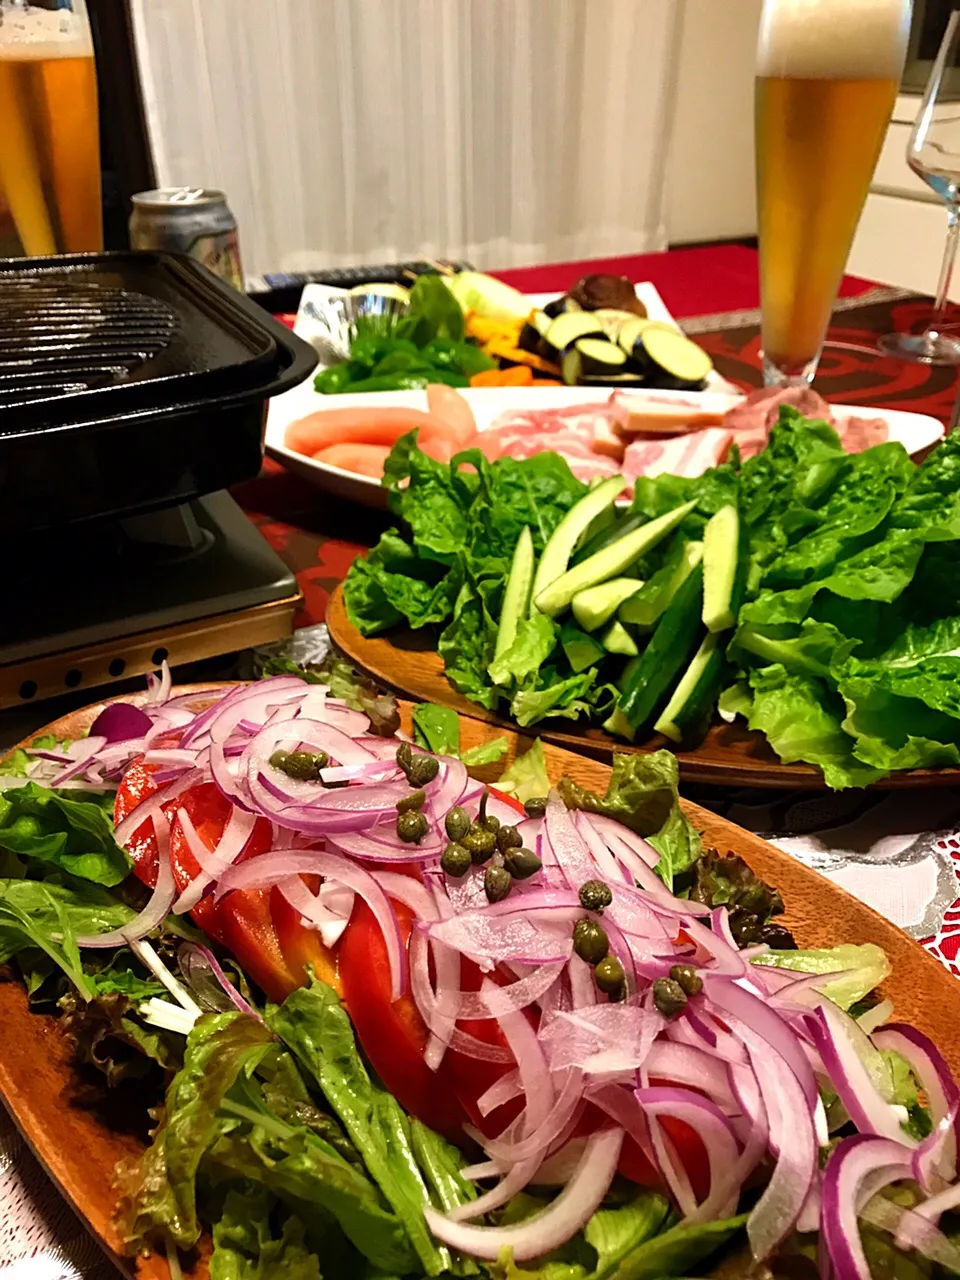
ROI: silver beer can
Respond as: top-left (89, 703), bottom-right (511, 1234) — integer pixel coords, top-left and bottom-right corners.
top-left (129, 187), bottom-right (244, 291)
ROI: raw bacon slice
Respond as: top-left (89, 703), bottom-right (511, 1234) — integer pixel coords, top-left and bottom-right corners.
top-left (622, 428), bottom-right (734, 482)
top-left (722, 385), bottom-right (833, 459)
top-left (835, 415), bottom-right (889, 452)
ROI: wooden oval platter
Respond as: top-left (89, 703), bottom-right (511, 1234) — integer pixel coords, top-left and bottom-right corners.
top-left (2, 685), bottom-right (959, 1280)
top-left (327, 584), bottom-right (960, 790)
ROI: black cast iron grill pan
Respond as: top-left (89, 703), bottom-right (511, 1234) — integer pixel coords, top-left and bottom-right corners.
top-left (0, 251), bottom-right (317, 532)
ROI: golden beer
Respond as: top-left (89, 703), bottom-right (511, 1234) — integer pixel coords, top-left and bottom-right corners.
top-left (0, 2), bottom-right (101, 256)
top-left (755, 0), bottom-right (910, 383)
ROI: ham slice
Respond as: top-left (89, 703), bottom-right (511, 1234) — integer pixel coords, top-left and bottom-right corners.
top-left (610, 391), bottom-right (727, 436)
top-left (622, 428), bottom-right (734, 482)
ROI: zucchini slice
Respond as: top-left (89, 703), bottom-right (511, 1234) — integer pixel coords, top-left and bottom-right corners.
top-left (635, 327), bottom-right (713, 390)
top-left (562, 338), bottom-right (627, 386)
top-left (589, 309), bottom-right (640, 340)
top-left (543, 311), bottom-right (604, 357)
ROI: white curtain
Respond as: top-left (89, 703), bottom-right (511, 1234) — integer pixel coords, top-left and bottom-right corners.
top-left (130, 0), bottom-right (680, 278)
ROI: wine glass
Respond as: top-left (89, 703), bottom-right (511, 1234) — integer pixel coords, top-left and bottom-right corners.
top-left (880, 7), bottom-right (960, 365)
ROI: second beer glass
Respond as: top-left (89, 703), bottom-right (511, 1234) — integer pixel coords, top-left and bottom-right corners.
top-left (755, 0), bottom-right (911, 386)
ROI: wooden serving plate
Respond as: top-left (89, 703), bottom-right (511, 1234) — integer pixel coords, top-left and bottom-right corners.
top-left (2, 685), bottom-right (959, 1280)
top-left (328, 584), bottom-right (960, 790)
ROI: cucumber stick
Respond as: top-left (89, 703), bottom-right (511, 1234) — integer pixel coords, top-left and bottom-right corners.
top-left (610, 561), bottom-right (704, 735)
top-left (654, 632), bottom-right (724, 743)
top-left (493, 526), bottom-right (535, 659)
top-left (560, 621), bottom-right (606, 673)
top-left (702, 505), bottom-right (744, 634)
top-left (600, 619), bottom-right (638, 657)
top-left (530, 476), bottom-right (626, 611)
top-left (571, 578), bottom-right (643, 632)
top-left (619, 540), bottom-right (703, 628)
top-left (535, 500), bottom-right (697, 618)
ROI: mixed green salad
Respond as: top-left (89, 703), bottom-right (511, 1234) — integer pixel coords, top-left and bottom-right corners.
top-left (2, 664), bottom-right (960, 1280)
top-left (344, 408), bottom-right (960, 788)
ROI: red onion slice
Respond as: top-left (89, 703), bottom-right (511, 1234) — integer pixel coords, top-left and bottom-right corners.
top-left (278, 877), bottom-right (355, 949)
top-left (216, 849), bottom-right (404, 1000)
top-left (113, 767), bottom-right (205, 850)
top-left (821, 1135), bottom-right (913, 1280)
top-left (90, 702), bottom-right (154, 744)
top-left (635, 1086), bottom-right (741, 1220)
top-left (872, 1023), bottom-right (959, 1184)
top-left (425, 1128), bottom-right (624, 1261)
top-left (172, 806), bottom-right (258, 915)
top-left (705, 978), bottom-right (819, 1109)
top-left (178, 942), bottom-right (262, 1020)
top-left (77, 810), bottom-right (176, 947)
top-left (544, 793), bottom-right (597, 889)
top-left (809, 1002), bottom-right (917, 1145)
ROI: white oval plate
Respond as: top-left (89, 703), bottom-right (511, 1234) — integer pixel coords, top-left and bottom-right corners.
top-left (265, 282), bottom-right (945, 509)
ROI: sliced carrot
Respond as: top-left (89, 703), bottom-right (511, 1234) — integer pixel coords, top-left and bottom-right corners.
top-left (425, 384), bottom-right (477, 446)
top-left (312, 443), bottom-right (391, 479)
top-left (470, 366), bottom-right (535, 388)
top-left (480, 340), bottom-right (563, 375)
top-left (284, 407), bottom-right (447, 457)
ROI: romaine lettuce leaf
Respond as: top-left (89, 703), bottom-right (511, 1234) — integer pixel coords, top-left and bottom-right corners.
top-left (0, 781), bottom-right (130, 886)
top-left (557, 750), bottom-right (701, 887)
top-left (751, 943), bottom-right (891, 1010)
top-left (496, 739), bottom-right (550, 804)
top-left (489, 614), bottom-right (559, 689)
top-left (735, 664), bottom-right (884, 790)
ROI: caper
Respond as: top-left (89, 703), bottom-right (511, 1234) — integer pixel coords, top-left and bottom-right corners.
top-left (484, 865), bottom-right (513, 903)
top-left (407, 754), bottom-right (440, 787)
top-left (652, 976), bottom-right (688, 1018)
top-left (669, 963), bottom-right (702, 997)
top-left (496, 825), bottom-right (523, 853)
top-left (523, 797), bottom-right (548, 819)
top-left (396, 789), bottom-right (426, 814)
top-left (273, 749), bottom-right (328, 781)
top-left (396, 742), bottom-right (413, 768)
top-left (463, 827), bottom-right (497, 864)
top-left (397, 810), bottom-right (429, 844)
top-left (445, 806), bottom-right (471, 843)
top-left (441, 842), bottom-right (472, 877)
top-left (573, 918), bottom-right (609, 966)
top-left (578, 879), bottom-right (613, 914)
top-left (504, 848), bottom-right (542, 880)
top-left (595, 955), bottom-right (626, 999)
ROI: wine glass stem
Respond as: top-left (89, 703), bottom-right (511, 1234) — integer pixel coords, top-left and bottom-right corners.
top-left (928, 202), bottom-right (960, 342)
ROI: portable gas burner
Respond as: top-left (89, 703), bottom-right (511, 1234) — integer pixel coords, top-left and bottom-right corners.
top-left (0, 251), bottom-right (317, 710)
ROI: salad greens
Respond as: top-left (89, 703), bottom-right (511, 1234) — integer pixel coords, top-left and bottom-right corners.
top-left (314, 275), bottom-right (496, 395)
top-left (344, 410), bottom-right (960, 787)
top-left (0, 671), bottom-right (943, 1279)
top-left (412, 702), bottom-right (509, 766)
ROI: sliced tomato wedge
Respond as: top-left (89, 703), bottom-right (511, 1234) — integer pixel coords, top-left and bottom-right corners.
top-left (339, 897), bottom-right (467, 1142)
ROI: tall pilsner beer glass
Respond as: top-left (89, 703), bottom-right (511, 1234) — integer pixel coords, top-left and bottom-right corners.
top-left (0, 0), bottom-right (102, 256)
top-left (755, 0), bottom-right (910, 386)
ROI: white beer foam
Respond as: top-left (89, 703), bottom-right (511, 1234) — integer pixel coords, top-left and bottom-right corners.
top-left (757, 0), bottom-right (910, 80)
top-left (0, 3), bottom-right (92, 57)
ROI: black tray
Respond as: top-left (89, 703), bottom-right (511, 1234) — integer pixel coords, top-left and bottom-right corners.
top-left (246, 260), bottom-right (473, 316)
top-left (0, 251), bottom-right (317, 532)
